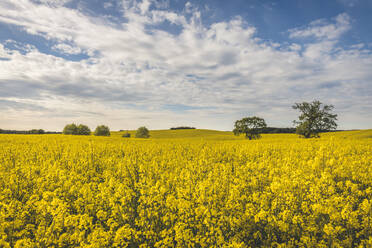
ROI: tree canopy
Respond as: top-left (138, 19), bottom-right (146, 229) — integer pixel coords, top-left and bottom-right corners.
top-left (94, 125), bottom-right (110, 136)
top-left (63, 123), bottom-right (78, 135)
top-left (233, 116), bottom-right (267, 140)
top-left (63, 123), bottom-right (91, 135)
top-left (292, 100), bottom-right (337, 138)
top-left (77, 124), bottom-right (91, 135)
top-left (135, 126), bottom-right (150, 138)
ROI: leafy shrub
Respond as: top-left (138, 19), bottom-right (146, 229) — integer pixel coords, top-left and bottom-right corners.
top-left (63, 123), bottom-right (91, 135)
top-left (94, 125), bottom-right (110, 136)
top-left (135, 126), bottom-right (150, 138)
top-left (122, 132), bottom-right (131, 138)
top-left (77, 124), bottom-right (91, 135)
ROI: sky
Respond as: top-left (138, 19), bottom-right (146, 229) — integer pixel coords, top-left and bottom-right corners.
top-left (0, 0), bottom-right (372, 131)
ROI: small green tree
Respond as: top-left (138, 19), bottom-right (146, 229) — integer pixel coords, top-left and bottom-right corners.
top-left (94, 125), bottom-right (110, 136)
top-left (77, 124), bottom-right (91, 135)
top-left (292, 100), bottom-right (337, 138)
top-left (63, 123), bottom-right (78, 135)
top-left (135, 126), bottom-right (150, 138)
top-left (233, 116), bottom-right (267, 140)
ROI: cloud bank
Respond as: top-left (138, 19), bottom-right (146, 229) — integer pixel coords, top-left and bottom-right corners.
top-left (0, 0), bottom-right (371, 130)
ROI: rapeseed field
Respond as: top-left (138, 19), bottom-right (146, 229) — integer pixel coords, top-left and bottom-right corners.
top-left (0, 130), bottom-right (371, 247)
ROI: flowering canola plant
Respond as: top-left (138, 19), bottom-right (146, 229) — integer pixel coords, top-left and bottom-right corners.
top-left (0, 131), bottom-right (371, 247)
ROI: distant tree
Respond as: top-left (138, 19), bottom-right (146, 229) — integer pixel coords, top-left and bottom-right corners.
top-left (260, 127), bottom-right (296, 134)
top-left (122, 132), bottom-right (131, 138)
top-left (292, 100), bottom-right (337, 138)
top-left (94, 125), bottom-right (110, 136)
top-left (233, 116), bottom-right (267, 140)
top-left (77, 124), bottom-right (91, 135)
top-left (30, 129), bottom-right (45, 134)
top-left (0, 128), bottom-right (60, 134)
top-left (170, 126), bottom-right (196, 130)
top-left (63, 123), bottom-right (78, 135)
top-left (135, 126), bottom-right (150, 138)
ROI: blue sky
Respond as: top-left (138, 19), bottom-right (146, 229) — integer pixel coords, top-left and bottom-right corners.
top-left (0, 0), bottom-right (371, 131)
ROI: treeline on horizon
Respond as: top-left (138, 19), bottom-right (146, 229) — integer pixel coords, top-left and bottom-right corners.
top-left (170, 126), bottom-right (297, 133)
top-left (0, 127), bottom-right (345, 135)
top-left (170, 126), bottom-right (196, 130)
top-left (0, 129), bottom-right (61, 134)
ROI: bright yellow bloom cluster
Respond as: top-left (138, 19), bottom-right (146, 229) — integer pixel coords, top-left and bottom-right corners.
top-left (0, 131), bottom-right (371, 247)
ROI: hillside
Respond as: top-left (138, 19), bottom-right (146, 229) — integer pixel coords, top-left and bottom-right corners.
top-left (115, 129), bottom-right (372, 140)
top-left (115, 129), bottom-right (241, 140)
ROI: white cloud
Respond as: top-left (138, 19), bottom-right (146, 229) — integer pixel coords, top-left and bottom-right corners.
top-left (33, 0), bottom-right (72, 7)
top-left (289, 13), bottom-right (351, 40)
top-left (52, 43), bottom-right (82, 55)
top-left (0, 1), bottom-right (371, 130)
top-left (185, 2), bottom-right (194, 13)
top-left (139, 0), bottom-right (151, 14)
top-left (0, 44), bottom-right (11, 58)
top-left (289, 43), bottom-right (301, 51)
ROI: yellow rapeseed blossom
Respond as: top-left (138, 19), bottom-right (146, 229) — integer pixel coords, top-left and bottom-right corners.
top-left (0, 130), bottom-right (371, 247)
